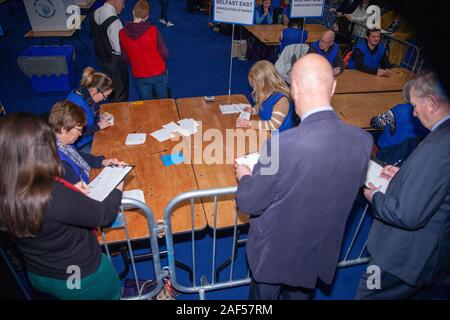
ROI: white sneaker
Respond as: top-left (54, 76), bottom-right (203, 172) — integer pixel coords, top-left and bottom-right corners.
top-left (159, 19), bottom-right (167, 25)
top-left (165, 21), bottom-right (174, 27)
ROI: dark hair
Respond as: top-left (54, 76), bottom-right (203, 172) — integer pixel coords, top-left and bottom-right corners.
top-left (288, 18), bottom-right (304, 28)
top-left (366, 28), bottom-right (381, 37)
top-left (0, 113), bottom-right (62, 238)
top-left (48, 100), bottom-right (87, 134)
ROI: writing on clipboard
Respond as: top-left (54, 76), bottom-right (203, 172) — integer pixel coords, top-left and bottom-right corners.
top-left (88, 166), bottom-right (134, 202)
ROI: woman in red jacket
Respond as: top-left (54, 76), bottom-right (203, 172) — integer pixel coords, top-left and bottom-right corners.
top-left (119, 0), bottom-right (169, 100)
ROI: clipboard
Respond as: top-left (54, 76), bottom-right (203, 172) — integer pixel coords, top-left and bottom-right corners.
top-left (87, 165), bottom-right (135, 202)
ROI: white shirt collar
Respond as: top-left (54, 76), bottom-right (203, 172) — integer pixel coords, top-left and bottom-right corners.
top-left (301, 106), bottom-right (334, 121)
top-left (431, 114), bottom-right (450, 131)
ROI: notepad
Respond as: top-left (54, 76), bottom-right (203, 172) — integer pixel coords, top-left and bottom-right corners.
top-left (125, 133), bottom-right (146, 145)
top-left (365, 160), bottom-right (390, 194)
top-left (87, 166), bottom-right (134, 202)
top-left (235, 152), bottom-right (260, 172)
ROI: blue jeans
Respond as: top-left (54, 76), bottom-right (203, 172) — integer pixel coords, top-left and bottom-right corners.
top-left (158, 0), bottom-right (169, 21)
top-left (135, 71), bottom-right (168, 100)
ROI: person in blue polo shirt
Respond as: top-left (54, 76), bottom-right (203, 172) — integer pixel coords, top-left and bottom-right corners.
top-left (255, 0), bottom-right (274, 25)
top-left (347, 28), bottom-right (392, 76)
top-left (278, 18), bottom-right (308, 55)
top-left (308, 30), bottom-right (345, 75)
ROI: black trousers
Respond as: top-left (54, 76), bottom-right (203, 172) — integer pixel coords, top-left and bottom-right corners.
top-left (99, 55), bottom-right (129, 103)
top-left (249, 279), bottom-right (313, 300)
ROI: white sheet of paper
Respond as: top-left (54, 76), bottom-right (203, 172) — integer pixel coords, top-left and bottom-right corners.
top-left (235, 152), bottom-right (260, 172)
top-left (125, 133), bottom-right (147, 145)
top-left (88, 166), bottom-right (133, 202)
top-left (162, 121), bottom-right (180, 131)
top-left (178, 118), bottom-right (198, 134)
top-left (122, 189), bottom-right (146, 209)
top-left (239, 111), bottom-right (251, 120)
top-left (150, 128), bottom-right (174, 142)
top-left (365, 160), bottom-right (390, 194)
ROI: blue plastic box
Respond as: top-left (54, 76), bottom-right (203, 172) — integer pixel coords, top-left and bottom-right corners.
top-left (18, 46), bottom-right (75, 92)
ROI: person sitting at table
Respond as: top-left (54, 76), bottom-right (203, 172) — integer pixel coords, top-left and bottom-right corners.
top-left (370, 80), bottom-right (429, 165)
top-left (0, 113), bottom-right (123, 300)
top-left (236, 60), bottom-right (296, 132)
top-left (49, 100), bottom-right (126, 190)
top-left (254, 0), bottom-right (274, 25)
top-left (67, 67), bottom-right (115, 152)
top-left (119, 0), bottom-right (169, 101)
top-left (308, 30), bottom-right (345, 76)
top-left (347, 28), bottom-right (393, 76)
top-left (278, 18), bottom-right (308, 55)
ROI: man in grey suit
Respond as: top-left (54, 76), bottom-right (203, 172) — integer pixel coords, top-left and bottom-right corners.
top-left (358, 70), bottom-right (450, 299)
top-left (234, 54), bottom-right (373, 300)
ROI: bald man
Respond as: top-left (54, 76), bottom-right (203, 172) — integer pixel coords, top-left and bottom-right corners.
top-left (235, 54), bottom-right (373, 300)
top-left (307, 30), bottom-right (345, 75)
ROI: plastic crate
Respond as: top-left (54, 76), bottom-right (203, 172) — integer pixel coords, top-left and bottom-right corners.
top-left (17, 45), bottom-right (75, 92)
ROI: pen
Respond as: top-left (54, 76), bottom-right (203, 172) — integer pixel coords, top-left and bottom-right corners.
top-left (79, 175), bottom-right (86, 188)
top-left (392, 160), bottom-right (402, 167)
top-left (339, 111), bottom-right (347, 120)
top-left (133, 127), bottom-right (141, 133)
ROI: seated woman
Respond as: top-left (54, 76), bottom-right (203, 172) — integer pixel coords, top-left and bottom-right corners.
top-left (279, 18), bottom-right (308, 55)
top-left (66, 67), bottom-right (115, 151)
top-left (255, 0), bottom-right (274, 25)
top-left (370, 80), bottom-right (429, 164)
top-left (0, 113), bottom-right (123, 300)
top-left (49, 100), bottom-right (126, 189)
top-left (236, 60), bottom-right (296, 132)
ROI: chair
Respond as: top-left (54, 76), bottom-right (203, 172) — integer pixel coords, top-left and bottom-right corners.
top-left (274, 43), bottom-right (309, 83)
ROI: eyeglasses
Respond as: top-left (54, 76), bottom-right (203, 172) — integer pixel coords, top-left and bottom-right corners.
top-left (99, 91), bottom-right (109, 101)
top-left (72, 126), bottom-right (83, 134)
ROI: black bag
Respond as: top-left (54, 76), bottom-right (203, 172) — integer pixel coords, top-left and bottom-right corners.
top-left (91, 15), bottom-right (119, 62)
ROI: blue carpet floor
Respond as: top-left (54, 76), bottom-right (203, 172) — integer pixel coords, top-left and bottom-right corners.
top-left (1, 0), bottom-right (373, 300)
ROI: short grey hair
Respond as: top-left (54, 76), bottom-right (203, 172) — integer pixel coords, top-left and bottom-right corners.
top-left (402, 79), bottom-right (414, 103)
top-left (411, 70), bottom-right (449, 103)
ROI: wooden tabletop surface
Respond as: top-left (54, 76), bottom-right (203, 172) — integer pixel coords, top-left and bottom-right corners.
top-left (77, 0), bottom-right (96, 9)
top-left (335, 68), bottom-right (413, 94)
top-left (91, 99), bottom-right (206, 244)
top-left (244, 24), bottom-right (328, 45)
top-left (176, 95), bottom-right (268, 229)
top-left (24, 16), bottom-right (86, 38)
top-left (332, 91), bottom-right (404, 129)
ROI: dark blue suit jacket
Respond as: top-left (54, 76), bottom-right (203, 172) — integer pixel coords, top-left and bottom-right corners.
top-left (368, 118), bottom-right (450, 286)
top-left (237, 110), bottom-right (373, 288)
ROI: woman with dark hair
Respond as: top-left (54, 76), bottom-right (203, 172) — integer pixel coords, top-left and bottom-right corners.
top-left (278, 18), bottom-right (308, 54)
top-left (49, 100), bottom-right (126, 189)
top-left (0, 113), bottom-right (123, 300)
top-left (255, 0), bottom-right (274, 25)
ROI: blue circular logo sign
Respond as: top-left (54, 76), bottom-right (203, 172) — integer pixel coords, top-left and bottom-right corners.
top-left (34, 0), bottom-right (56, 19)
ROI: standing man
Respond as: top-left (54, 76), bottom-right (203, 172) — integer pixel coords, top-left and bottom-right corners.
top-left (308, 30), bottom-right (346, 75)
top-left (93, 0), bottom-right (129, 102)
top-left (235, 54), bottom-right (373, 300)
top-left (358, 70), bottom-right (450, 299)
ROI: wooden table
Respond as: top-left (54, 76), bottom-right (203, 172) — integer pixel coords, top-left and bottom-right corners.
top-left (76, 0), bottom-right (96, 10)
top-left (335, 68), bottom-right (413, 94)
top-left (91, 100), bottom-right (207, 244)
top-left (176, 95), bottom-right (269, 229)
top-left (332, 92), bottom-right (404, 129)
top-left (244, 24), bottom-right (328, 46)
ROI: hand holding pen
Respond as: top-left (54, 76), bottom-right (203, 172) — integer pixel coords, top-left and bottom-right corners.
top-left (102, 158), bottom-right (128, 167)
top-left (379, 160), bottom-right (402, 181)
top-left (75, 175), bottom-right (90, 195)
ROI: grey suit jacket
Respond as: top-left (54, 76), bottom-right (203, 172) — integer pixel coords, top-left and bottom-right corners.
top-left (237, 110), bottom-right (373, 288)
top-left (368, 118), bottom-right (450, 286)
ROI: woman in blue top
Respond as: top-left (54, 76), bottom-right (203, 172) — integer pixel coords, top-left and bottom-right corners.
top-left (279, 18), bottom-right (308, 54)
top-left (236, 60), bottom-right (296, 132)
top-left (255, 0), bottom-right (273, 25)
top-left (49, 100), bottom-right (126, 191)
top-left (370, 80), bottom-right (429, 165)
top-left (66, 67), bottom-right (115, 151)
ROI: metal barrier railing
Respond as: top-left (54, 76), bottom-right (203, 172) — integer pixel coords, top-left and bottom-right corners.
top-left (163, 187), bottom-right (250, 300)
top-left (100, 198), bottom-right (165, 300)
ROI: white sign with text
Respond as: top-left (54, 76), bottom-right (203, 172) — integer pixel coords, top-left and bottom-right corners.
top-left (290, 0), bottom-right (324, 18)
top-left (214, 0), bottom-right (255, 25)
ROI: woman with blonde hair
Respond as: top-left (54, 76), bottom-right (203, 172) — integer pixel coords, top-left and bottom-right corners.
top-left (236, 60), bottom-right (296, 132)
top-left (66, 67), bottom-right (115, 151)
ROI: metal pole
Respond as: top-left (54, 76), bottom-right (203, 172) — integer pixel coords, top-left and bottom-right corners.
top-left (228, 24), bottom-right (235, 96)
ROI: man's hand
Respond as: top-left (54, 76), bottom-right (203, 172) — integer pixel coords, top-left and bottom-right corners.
top-left (363, 182), bottom-right (380, 203)
top-left (379, 165), bottom-right (400, 181)
top-left (98, 118), bottom-right (112, 129)
top-left (234, 163), bottom-right (252, 182)
top-left (102, 158), bottom-right (127, 167)
top-left (333, 67), bottom-right (341, 76)
top-left (343, 13), bottom-right (351, 20)
top-left (377, 69), bottom-right (391, 77)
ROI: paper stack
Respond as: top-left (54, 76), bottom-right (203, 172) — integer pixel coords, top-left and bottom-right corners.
top-left (125, 133), bottom-right (147, 145)
top-left (219, 104), bottom-right (251, 114)
top-left (150, 119), bottom-right (199, 141)
top-left (235, 152), bottom-right (260, 172)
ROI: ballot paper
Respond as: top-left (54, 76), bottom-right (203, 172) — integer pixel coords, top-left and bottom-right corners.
top-left (125, 133), bottom-right (147, 145)
top-left (178, 118), bottom-right (199, 133)
top-left (239, 111), bottom-right (251, 120)
top-left (88, 166), bottom-right (134, 202)
top-left (365, 160), bottom-right (390, 194)
top-left (235, 152), bottom-right (260, 172)
top-left (219, 104), bottom-right (250, 114)
top-left (162, 121), bottom-right (180, 131)
top-left (122, 189), bottom-right (146, 210)
top-left (150, 128), bottom-right (175, 142)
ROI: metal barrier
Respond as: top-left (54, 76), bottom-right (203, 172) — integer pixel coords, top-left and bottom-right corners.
top-left (163, 187), bottom-right (250, 300)
top-left (100, 198), bottom-right (165, 300)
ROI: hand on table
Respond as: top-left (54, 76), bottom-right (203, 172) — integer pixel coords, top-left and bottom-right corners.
top-left (236, 118), bottom-right (251, 128)
top-left (102, 158), bottom-right (128, 167)
top-left (234, 163), bottom-right (252, 182)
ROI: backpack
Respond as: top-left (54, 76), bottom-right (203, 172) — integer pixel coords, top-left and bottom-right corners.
top-left (91, 15), bottom-right (119, 62)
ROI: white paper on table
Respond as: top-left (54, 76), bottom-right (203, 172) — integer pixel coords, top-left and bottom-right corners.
top-left (125, 133), bottom-right (147, 145)
top-left (88, 166), bottom-right (133, 202)
top-left (365, 160), bottom-right (390, 194)
top-left (162, 121), bottom-right (180, 131)
top-left (239, 111), bottom-right (251, 120)
top-left (178, 118), bottom-right (199, 134)
top-left (150, 128), bottom-right (175, 142)
top-left (173, 127), bottom-right (191, 136)
top-left (122, 189), bottom-right (146, 210)
top-left (235, 152), bottom-right (260, 172)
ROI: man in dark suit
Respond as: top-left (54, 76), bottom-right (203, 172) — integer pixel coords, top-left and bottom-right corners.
top-left (358, 70), bottom-right (450, 299)
top-left (234, 54), bottom-right (373, 300)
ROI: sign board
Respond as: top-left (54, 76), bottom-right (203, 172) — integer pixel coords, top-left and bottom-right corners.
top-left (213, 0), bottom-right (256, 25)
top-left (290, 0), bottom-right (324, 18)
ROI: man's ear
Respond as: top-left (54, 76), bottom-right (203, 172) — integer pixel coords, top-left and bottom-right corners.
top-left (331, 79), bottom-right (337, 97)
top-left (427, 95), bottom-right (440, 114)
